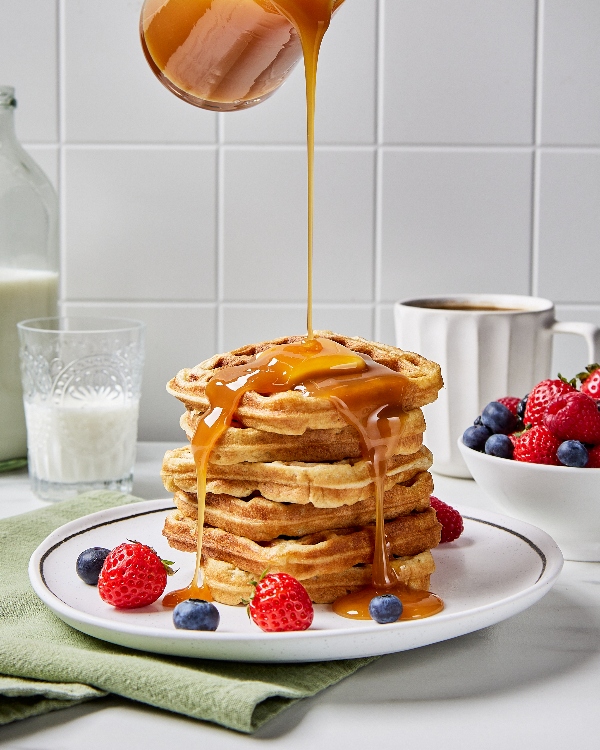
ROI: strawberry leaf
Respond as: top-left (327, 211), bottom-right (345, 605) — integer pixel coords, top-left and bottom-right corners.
top-left (161, 559), bottom-right (177, 576)
top-left (558, 373), bottom-right (577, 387)
top-left (579, 363), bottom-right (600, 383)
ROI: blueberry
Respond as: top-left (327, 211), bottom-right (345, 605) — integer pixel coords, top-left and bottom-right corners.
top-left (557, 440), bottom-right (588, 468)
top-left (484, 433), bottom-right (514, 459)
top-left (368, 594), bottom-right (403, 624)
top-left (173, 599), bottom-right (220, 631)
top-left (481, 401), bottom-right (517, 435)
top-left (517, 394), bottom-right (529, 421)
top-left (76, 547), bottom-right (111, 585)
top-left (462, 424), bottom-right (492, 451)
top-left (473, 415), bottom-right (483, 426)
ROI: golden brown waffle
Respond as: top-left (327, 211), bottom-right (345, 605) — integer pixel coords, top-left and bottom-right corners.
top-left (200, 553), bottom-right (436, 605)
top-left (172, 470), bottom-right (433, 541)
top-left (167, 331), bottom-right (443, 434)
top-left (162, 507), bottom-right (441, 579)
top-left (161, 445), bottom-right (433, 507)
top-left (179, 407), bottom-right (426, 464)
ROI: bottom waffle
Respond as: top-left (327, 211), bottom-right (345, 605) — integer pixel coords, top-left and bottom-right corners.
top-left (163, 507), bottom-right (441, 579)
top-left (201, 552), bottom-right (436, 605)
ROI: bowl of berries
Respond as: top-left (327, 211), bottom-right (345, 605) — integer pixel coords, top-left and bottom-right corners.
top-left (458, 365), bottom-right (600, 562)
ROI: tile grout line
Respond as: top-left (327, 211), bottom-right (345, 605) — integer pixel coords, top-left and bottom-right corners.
top-left (531, 0), bottom-right (545, 298)
top-left (373, 0), bottom-right (385, 341)
top-left (62, 298), bottom-right (600, 309)
top-left (40, 141), bottom-right (596, 151)
top-left (57, 0), bottom-right (67, 309)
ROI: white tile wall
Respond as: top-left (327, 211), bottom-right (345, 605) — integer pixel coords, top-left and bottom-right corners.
top-left (540, 0), bottom-right (600, 145)
top-left (537, 151), bottom-right (600, 302)
top-left (0, 0), bottom-right (58, 143)
top-left (379, 149), bottom-right (533, 300)
top-left (63, 147), bottom-right (217, 301)
top-left (382, 0), bottom-right (537, 145)
top-left (2, 0), bottom-right (599, 438)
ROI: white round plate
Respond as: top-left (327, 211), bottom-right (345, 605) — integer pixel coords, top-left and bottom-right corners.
top-left (29, 499), bottom-right (563, 663)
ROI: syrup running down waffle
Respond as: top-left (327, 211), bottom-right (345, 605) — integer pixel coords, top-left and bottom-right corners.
top-left (161, 332), bottom-right (443, 607)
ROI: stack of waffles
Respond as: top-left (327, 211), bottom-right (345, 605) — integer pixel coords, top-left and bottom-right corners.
top-left (160, 332), bottom-right (444, 604)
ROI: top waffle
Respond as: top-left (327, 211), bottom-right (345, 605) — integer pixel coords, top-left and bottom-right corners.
top-left (167, 331), bottom-right (443, 435)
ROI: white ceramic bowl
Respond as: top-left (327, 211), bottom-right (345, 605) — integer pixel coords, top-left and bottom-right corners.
top-left (458, 437), bottom-right (600, 562)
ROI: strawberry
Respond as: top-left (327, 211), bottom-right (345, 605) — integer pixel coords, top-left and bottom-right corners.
top-left (513, 425), bottom-right (561, 465)
top-left (429, 496), bottom-right (463, 543)
top-left (523, 378), bottom-right (576, 426)
top-left (248, 573), bottom-right (313, 632)
top-left (587, 444), bottom-right (600, 468)
top-left (98, 541), bottom-right (174, 609)
top-left (578, 364), bottom-right (600, 399)
top-left (544, 391), bottom-right (600, 444)
top-left (497, 396), bottom-right (521, 416)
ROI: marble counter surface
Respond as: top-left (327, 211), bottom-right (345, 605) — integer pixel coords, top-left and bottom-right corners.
top-left (1, 443), bottom-right (599, 749)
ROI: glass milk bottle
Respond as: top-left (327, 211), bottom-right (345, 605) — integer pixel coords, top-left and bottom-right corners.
top-left (0, 86), bottom-right (59, 464)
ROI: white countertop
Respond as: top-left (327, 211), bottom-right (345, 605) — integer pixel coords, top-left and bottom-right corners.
top-left (1, 443), bottom-right (599, 750)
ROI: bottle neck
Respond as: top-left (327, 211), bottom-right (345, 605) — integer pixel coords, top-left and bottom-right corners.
top-left (0, 105), bottom-right (17, 144)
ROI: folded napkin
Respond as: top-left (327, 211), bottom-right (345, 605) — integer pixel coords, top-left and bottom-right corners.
top-left (0, 491), bottom-right (377, 732)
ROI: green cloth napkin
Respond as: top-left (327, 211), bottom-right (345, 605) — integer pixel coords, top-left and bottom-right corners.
top-left (0, 491), bottom-right (378, 732)
top-left (0, 457), bottom-right (27, 473)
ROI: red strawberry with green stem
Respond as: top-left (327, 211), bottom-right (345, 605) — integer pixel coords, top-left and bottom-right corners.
top-left (523, 378), bottom-right (576, 426)
top-left (578, 364), bottom-right (600, 399)
top-left (513, 425), bottom-right (561, 465)
top-left (98, 541), bottom-right (175, 609)
top-left (248, 572), bottom-right (314, 632)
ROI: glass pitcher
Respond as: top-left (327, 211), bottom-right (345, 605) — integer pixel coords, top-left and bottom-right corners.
top-left (140, 0), bottom-right (345, 112)
top-left (0, 86), bottom-right (59, 465)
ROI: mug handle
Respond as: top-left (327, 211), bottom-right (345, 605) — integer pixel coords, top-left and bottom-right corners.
top-left (550, 321), bottom-right (600, 365)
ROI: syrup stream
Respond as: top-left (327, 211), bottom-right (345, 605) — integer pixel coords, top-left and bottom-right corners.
top-left (271, 0), bottom-right (336, 338)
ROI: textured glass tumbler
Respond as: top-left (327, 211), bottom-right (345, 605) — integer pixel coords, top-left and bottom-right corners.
top-left (18, 317), bottom-right (145, 502)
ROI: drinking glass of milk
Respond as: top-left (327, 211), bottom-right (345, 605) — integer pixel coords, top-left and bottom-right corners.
top-left (17, 317), bottom-right (145, 502)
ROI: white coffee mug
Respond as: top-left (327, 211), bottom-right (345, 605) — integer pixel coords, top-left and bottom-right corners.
top-left (394, 294), bottom-right (600, 478)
